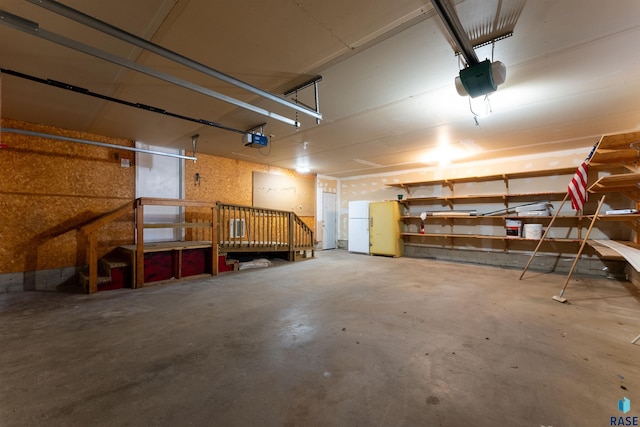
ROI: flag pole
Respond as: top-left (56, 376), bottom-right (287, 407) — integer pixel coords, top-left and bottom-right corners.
top-left (519, 192), bottom-right (569, 280)
top-left (552, 195), bottom-right (606, 303)
top-left (520, 138), bottom-right (601, 280)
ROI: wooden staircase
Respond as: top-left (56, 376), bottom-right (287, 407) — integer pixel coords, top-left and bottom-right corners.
top-left (79, 250), bottom-right (242, 292)
top-left (79, 250), bottom-right (131, 292)
top-left (78, 198), bottom-right (314, 293)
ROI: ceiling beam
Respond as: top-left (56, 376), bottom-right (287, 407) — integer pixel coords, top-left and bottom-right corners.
top-left (0, 10), bottom-right (300, 127)
top-left (26, 0), bottom-right (323, 122)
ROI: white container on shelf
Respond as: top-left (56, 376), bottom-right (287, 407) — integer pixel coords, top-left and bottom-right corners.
top-left (517, 209), bottom-right (550, 217)
top-left (523, 223), bottom-right (543, 239)
top-left (515, 202), bottom-right (549, 213)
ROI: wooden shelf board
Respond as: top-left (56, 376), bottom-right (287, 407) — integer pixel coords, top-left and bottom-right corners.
top-left (119, 240), bottom-right (214, 253)
top-left (587, 240), bottom-right (626, 260)
top-left (589, 239), bottom-right (640, 271)
top-left (591, 214), bottom-right (640, 221)
top-left (448, 194), bottom-right (506, 200)
top-left (588, 173), bottom-right (640, 194)
top-left (402, 215), bottom-right (582, 220)
top-left (401, 233), bottom-right (580, 242)
top-left (386, 167), bottom-right (576, 189)
top-left (402, 233), bottom-right (505, 239)
top-left (403, 197), bottom-right (449, 203)
top-left (404, 192), bottom-right (565, 204)
top-left (590, 149), bottom-right (639, 164)
top-left (505, 192), bottom-right (566, 198)
top-left (504, 216), bottom-right (581, 220)
top-left (404, 215), bottom-right (492, 220)
top-left (597, 132), bottom-right (640, 150)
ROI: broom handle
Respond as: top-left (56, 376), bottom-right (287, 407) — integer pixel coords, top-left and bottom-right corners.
top-left (519, 192), bottom-right (570, 280)
top-left (556, 195), bottom-right (606, 298)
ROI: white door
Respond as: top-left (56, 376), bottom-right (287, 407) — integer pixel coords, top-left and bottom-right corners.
top-left (136, 143), bottom-right (184, 242)
top-left (322, 192), bottom-right (336, 249)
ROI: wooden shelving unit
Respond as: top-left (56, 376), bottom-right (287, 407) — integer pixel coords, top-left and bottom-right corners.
top-left (402, 192), bottom-right (566, 204)
top-left (386, 131), bottom-right (640, 268)
top-left (388, 166), bottom-right (585, 252)
top-left (589, 131), bottom-right (640, 171)
top-left (588, 175), bottom-right (640, 243)
top-left (387, 167), bottom-right (577, 191)
top-left (401, 232), bottom-right (582, 243)
top-left (586, 131), bottom-right (640, 247)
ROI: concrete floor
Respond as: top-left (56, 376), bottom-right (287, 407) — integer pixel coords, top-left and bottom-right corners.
top-left (1, 250), bottom-right (639, 427)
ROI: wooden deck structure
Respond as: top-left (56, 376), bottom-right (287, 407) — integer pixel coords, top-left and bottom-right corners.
top-left (79, 198), bottom-right (314, 293)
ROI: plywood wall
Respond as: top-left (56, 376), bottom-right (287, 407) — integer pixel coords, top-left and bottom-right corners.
top-left (183, 147), bottom-right (316, 238)
top-left (0, 118), bottom-right (136, 274)
top-left (1, 118), bottom-right (316, 276)
top-left (253, 171), bottom-right (315, 216)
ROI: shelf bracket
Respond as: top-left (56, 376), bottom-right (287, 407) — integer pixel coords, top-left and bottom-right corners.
top-left (402, 184), bottom-right (412, 198)
top-left (443, 180), bottom-right (454, 192)
top-left (444, 198), bottom-right (454, 210)
top-left (620, 219), bottom-right (640, 235)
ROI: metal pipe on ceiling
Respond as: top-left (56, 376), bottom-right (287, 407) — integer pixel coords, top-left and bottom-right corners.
top-left (26, 0), bottom-right (323, 122)
top-left (0, 10), bottom-right (299, 127)
top-left (430, 0), bottom-right (479, 66)
top-left (1, 128), bottom-right (198, 161)
top-left (0, 67), bottom-right (248, 136)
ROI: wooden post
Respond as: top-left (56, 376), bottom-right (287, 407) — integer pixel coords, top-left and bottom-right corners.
top-left (288, 212), bottom-right (295, 261)
top-left (636, 200), bottom-right (640, 245)
top-left (519, 192), bottom-right (570, 280)
top-left (212, 206), bottom-right (219, 276)
top-left (88, 232), bottom-right (98, 294)
top-left (556, 195), bottom-right (606, 299)
top-left (136, 201), bottom-right (145, 288)
top-left (177, 249), bottom-right (183, 279)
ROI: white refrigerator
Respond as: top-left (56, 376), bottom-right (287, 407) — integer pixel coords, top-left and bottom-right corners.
top-left (348, 201), bottom-right (370, 254)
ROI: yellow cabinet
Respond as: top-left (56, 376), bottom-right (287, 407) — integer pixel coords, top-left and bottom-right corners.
top-left (369, 201), bottom-right (404, 257)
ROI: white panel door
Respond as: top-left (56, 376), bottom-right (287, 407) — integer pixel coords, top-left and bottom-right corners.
top-left (322, 192), bottom-right (336, 250)
top-left (135, 143), bottom-right (184, 243)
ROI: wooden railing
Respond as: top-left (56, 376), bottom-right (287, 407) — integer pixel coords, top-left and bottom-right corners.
top-left (216, 202), bottom-right (315, 260)
top-left (291, 212), bottom-right (315, 252)
top-left (79, 199), bottom-right (138, 294)
top-left (79, 198), bottom-right (314, 294)
top-left (79, 198), bottom-right (217, 294)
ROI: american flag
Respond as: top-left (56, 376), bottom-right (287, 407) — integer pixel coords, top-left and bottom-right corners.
top-left (568, 143), bottom-right (598, 212)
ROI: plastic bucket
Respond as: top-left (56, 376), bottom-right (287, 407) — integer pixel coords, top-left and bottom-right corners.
top-left (523, 223), bottom-right (543, 239)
